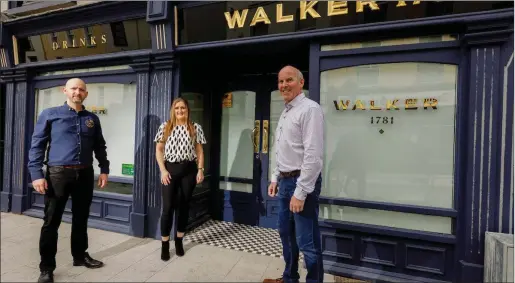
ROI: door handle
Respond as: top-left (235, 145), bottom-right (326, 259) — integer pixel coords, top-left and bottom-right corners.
top-left (252, 120), bottom-right (260, 153)
top-left (262, 120), bottom-right (269, 154)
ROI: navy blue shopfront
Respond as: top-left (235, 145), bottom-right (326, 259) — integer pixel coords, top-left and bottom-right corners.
top-left (0, 1), bottom-right (513, 283)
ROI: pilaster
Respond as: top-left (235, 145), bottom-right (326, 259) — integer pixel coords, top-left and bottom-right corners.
top-left (129, 55), bottom-right (152, 237)
top-left (458, 20), bottom-right (513, 282)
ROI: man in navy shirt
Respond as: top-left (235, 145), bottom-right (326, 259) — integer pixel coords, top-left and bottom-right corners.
top-left (28, 78), bottom-right (110, 283)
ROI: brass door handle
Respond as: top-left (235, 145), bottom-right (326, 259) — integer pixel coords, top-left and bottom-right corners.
top-left (262, 120), bottom-right (269, 153)
top-left (252, 120), bottom-right (260, 153)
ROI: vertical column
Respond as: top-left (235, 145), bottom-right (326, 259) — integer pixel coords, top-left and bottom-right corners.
top-left (145, 55), bottom-right (176, 239)
top-left (497, 35), bottom-right (514, 235)
top-left (10, 70), bottom-right (29, 213)
top-left (129, 56), bottom-right (151, 237)
top-left (0, 72), bottom-right (15, 212)
top-left (459, 28), bottom-right (513, 282)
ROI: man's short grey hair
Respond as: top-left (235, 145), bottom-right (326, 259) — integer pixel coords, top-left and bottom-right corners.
top-left (295, 69), bottom-right (304, 81)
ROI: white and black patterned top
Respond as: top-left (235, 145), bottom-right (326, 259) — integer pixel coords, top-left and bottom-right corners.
top-left (154, 122), bottom-right (207, 162)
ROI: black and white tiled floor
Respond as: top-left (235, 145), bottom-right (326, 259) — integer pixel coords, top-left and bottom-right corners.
top-left (184, 220), bottom-right (286, 258)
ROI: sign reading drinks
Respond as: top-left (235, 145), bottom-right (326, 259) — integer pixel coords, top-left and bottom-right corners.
top-left (177, 1), bottom-right (512, 45)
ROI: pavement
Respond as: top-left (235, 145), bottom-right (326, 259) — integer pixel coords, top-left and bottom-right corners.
top-left (0, 212), bottom-right (359, 282)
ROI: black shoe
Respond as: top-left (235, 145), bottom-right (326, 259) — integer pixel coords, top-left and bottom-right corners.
top-left (175, 236), bottom-right (184, 257)
top-left (73, 252), bottom-right (104, 269)
top-left (161, 241), bottom-right (170, 261)
top-left (38, 271), bottom-right (54, 283)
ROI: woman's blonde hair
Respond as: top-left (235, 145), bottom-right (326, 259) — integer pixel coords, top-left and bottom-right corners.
top-left (162, 97), bottom-right (196, 142)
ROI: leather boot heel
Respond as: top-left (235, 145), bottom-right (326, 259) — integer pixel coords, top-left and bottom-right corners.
top-left (161, 241), bottom-right (170, 261)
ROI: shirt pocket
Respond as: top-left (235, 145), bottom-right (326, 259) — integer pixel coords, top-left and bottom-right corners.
top-left (81, 117), bottom-right (96, 137)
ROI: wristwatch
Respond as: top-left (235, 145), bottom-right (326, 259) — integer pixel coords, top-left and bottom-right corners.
top-left (198, 167), bottom-right (204, 172)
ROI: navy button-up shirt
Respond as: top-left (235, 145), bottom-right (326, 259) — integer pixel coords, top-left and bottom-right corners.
top-left (28, 102), bottom-right (110, 181)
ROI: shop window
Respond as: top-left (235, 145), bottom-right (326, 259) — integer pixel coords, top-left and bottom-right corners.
top-left (319, 62), bottom-right (457, 210)
top-left (35, 83), bottom-right (137, 195)
top-left (320, 35), bottom-right (457, 51)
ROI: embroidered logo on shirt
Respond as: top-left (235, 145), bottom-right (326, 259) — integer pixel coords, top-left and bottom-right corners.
top-left (85, 118), bottom-right (95, 128)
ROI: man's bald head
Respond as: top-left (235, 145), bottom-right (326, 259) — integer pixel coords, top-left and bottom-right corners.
top-left (63, 78), bottom-right (88, 106)
top-left (278, 65), bottom-right (305, 103)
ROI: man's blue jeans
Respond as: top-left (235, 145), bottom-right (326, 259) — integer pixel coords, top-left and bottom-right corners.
top-left (278, 175), bottom-right (324, 283)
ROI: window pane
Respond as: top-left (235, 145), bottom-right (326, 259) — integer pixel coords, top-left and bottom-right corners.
top-left (320, 63), bottom-right (457, 208)
top-left (35, 82), bottom-right (137, 195)
top-left (320, 204), bottom-right (452, 234)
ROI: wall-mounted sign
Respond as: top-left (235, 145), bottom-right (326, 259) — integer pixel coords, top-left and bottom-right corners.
top-left (121, 164), bottom-right (134, 176)
top-left (86, 106), bottom-right (107, 115)
top-left (223, 1), bottom-right (420, 29)
top-left (333, 98), bottom-right (438, 111)
top-left (177, 1), bottom-right (512, 45)
top-left (14, 19), bottom-right (152, 64)
top-left (222, 92), bottom-right (233, 108)
top-left (52, 35), bottom-right (107, 51)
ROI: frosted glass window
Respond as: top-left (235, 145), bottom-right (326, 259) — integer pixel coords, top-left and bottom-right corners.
top-left (219, 91), bottom-right (256, 193)
top-left (321, 35), bottom-right (457, 51)
top-left (35, 83), bottom-right (137, 195)
top-left (320, 204), bottom-right (452, 234)
top-left (320, 63), bottom-right (457, 209)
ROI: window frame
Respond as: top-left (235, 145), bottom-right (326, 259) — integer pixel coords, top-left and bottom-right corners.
top-left (311, 38), bottom-right (466, 237)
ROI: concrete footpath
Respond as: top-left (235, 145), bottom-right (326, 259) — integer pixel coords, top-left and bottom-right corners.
top-left (0, 213), bottom-right (360, 282)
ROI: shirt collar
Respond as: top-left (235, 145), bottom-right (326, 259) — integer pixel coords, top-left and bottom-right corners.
top-left (62, 102), bottom-right (85, 111)
top-left (285, 93), bottom-right (306, 109)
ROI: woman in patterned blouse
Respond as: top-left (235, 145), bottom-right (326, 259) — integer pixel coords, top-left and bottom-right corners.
top-left (154, 97), bottom-right (207, 260)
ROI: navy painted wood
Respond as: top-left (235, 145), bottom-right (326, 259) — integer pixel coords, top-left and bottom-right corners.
top-left (146, 1), bottom-right (171, 23)
top-left (145, 61), bottom-right (175, 239)
top-left (28, 190), bottom-right (133, 234)
top-left (10, 72), bottom-right (29, 214)
top-left (4, 1), bottom-right (147, 38)
top-left (0, 80), bottom-right (14, 212)
top-left (497, 35), bottom-right (514, 235)
top-left (130, 56), bottom-right (151, 238)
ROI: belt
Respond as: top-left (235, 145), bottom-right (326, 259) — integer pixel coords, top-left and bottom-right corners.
top-left (169, 160), bottom-right (196, 164)
top-left (56, 165), bottom-right (91, 169)
top-left (279, 170), bottom-right (301, 178)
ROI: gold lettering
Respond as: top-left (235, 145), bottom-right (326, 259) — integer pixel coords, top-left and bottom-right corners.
top-left (62, 41), bottom-right (68, 49)
top-left (352, 100), bottom-right (366, 110)
top-left (386, 99), bottom-right (399, 110)
top-left (423, 98), bottom-right (438, 109)
top-left (333, 100), bottom-right (350, 110)
top-left (224, 9), bottom-right (249, 29)
top-left (90, 36), bottom-right (96, 45)
top-left (101, 34), bottom-right (107, 44)
top-left (80, 38), bottom-right (86, 47)
top-left (300, 1), bottom-right (321, 20)
top-left (405, 98), bottom-right (418, 110)
top-left (276, 4), bottom-right (294, 23)
top-left (250, 7), bottom-right (271, 26)
top-left (356, 1), bottom-right (380, 12)
top-left (413, 1), bottom-right (421, 4)
top-left (72, 39), bottom-right (76, 48)
top-left (396, 1), bottom-right (407, 7)
top-left (370, 100), bottom-right (382, 110)
top-left (328, 1), bottom-right (348, 16)
top-left (52, 42), bottom-right (59, 50)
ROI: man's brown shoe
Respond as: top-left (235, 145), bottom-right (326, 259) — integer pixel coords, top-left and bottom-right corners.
top-left (263, 277), bottom-right (283, 283)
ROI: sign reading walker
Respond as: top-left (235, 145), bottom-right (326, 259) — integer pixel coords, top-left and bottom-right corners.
top-left (177, 1), bottom-right (510, 45)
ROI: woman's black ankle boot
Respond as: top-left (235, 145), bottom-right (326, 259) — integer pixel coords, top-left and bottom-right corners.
top-left (175, 236), bottom-right (184, 257)
top-left (161, 240), bottom-right (170, 261)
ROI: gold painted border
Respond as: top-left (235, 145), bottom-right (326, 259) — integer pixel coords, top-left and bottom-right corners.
top-left (174, 5), bottom-right (178, 46)
top-left (12, 36), bottom-right (19, 65)
top-left (161, 24), bottom-right (166, 49)
top-left (155, 25), bottom-right (161, 49)
top-left (0, 49), bottom-right (6, 67)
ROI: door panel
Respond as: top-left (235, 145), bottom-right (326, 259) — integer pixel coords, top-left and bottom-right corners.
top-left (219, 89), bottom-right (260, 226)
